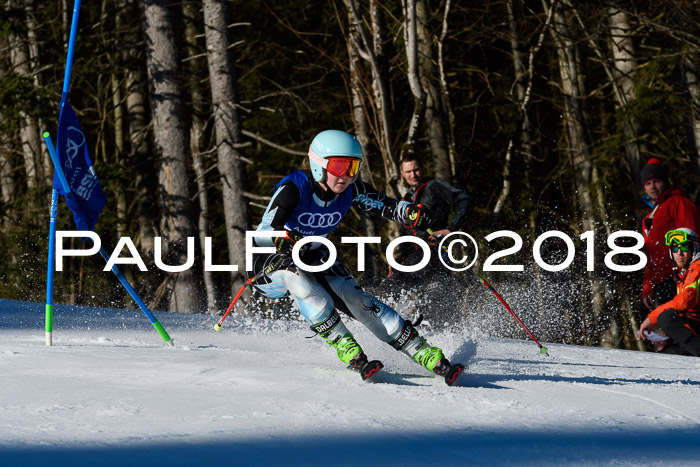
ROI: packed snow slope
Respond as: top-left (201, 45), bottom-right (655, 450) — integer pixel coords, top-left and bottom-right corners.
top-left (1, 299), bottom-right (700, 466)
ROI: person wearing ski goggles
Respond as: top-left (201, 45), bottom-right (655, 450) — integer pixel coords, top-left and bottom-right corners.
top-left (320, 156), bottom-right (362, 178)
top-left (638, 228), bottom-right (700, 356)
top-left (247, 130), bottom-right (464, 385)
top-left (638, 158), bottom-right (700, 312)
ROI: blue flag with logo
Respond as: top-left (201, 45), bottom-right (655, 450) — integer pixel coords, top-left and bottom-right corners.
top-left (53, 102), bottom-right (107, 232)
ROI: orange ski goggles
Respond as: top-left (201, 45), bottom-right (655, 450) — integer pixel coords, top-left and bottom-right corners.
top-left (325, 157), bottom-right (361, 178)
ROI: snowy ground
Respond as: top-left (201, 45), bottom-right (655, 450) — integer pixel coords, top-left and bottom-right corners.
top-left (2, 298), bottom-right (700, 466)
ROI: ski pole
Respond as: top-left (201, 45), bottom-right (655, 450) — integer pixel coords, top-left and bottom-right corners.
top-left (428, 228), bottom-right (549, 356)
top-left (214, 254), bottom-right (288, 331)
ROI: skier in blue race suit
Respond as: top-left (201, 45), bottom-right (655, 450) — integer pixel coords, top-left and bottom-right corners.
top-left (249, 130), bottom-right (464, 384)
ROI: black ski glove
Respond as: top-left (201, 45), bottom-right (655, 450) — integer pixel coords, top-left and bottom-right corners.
top-left (274, 230), bottom-right (304, 255)
top-left (404, 203), bottom-right (433, 230)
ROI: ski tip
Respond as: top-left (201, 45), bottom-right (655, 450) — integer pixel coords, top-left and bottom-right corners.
top-left (444, 363), bottom-right (465, 386)
top-left (361, 360), bottom-right (384, 381)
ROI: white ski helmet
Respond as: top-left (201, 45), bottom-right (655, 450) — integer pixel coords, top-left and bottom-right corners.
top-left (308, 130), bottom-right (363, 183)
top-left (665, 227), bottom-right (700, 265)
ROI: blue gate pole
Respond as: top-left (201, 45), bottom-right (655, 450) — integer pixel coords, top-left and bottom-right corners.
top-left (43, 132), bottom-right (173, 347)
top-left (45, 0), bottom-right (82, 346)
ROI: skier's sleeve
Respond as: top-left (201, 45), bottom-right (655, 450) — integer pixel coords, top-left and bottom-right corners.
top-left (432, 180), bottom-right (471, 231)
top-left (352, 180), bottom-right (411, 223)
top-left (647, 262), bottom-right (700, 326)
top-left (258, 181), bottom-right (301, 231)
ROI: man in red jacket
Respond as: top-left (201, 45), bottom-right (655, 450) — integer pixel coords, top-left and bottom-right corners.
top-left (640, 159), bottom-right (700, 311)
top-left (639, 228), bottom-right (700, 356)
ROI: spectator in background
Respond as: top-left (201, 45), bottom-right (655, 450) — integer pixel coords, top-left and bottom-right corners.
top-left (393, 155), bottom-right (471, 269)
top-left (640, 158), bottom-right (700, 311)
top-left (639, 228), bottom-right (700, 356)
top-left (386, 155), bottom-right (471, 320)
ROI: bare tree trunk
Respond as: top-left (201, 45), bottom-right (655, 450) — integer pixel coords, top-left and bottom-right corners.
top-left (108, 0), bottom-right (129, 242)
top-left (106, 0), bottom-right (130, 291)
top-left (182, 2), bottom-right (216, 312)
top-left (437, 0), bottom-right (457, 180)
top-left (112, 72), bottom-right (129, 238)
top-left (345, 0), bottom-right (401, 197)
top-left (591, 164), bottom-right (620, 348)
top-left (203, 0), bottom-right (251, 300)
top-left (7, 1), bottom-right (42, 193)
top-left (124, 0), bottom-right (159, 300)
top-left (415, 0), bottom-right (451, 181)
top-left (0, 147), bottom-right (15, 226)
top-left (142, 0), bottom-right (202, 313)
top-left (621, 294), bottom-right (645, 351)
top-left (548, 0), bottom-right (605, 344)
top-left (501, 0), bottom-right (551, 336)
top-left (682, 51), bottom-right (700, 198)
top-left (111, 48), bottom-right (134, 287)
top-left (347, 6), bottom-right (379, 281)
top-left (0, 37), bottom-right (18, 227)
top-left (494, 0), bottom-right (552, 216)
top-left (111, 73), bottom-right (125, 157)
top-left (576, 6), bottom-right (649, 347)
top-left (0, 132), bottom-right (16, 229)
top-left (606, 6), bottom-right (648, 219)
top-left (24, 0), bottom-right (51, 187)
top-left (493, 0), bottom-right (521, 216)
top-left (125, 63), bottom-right (155, 250)
top-left (108, 0), bottom-right (125, 222)
top-left (402, 0), bottom-right (426, 159)
top-left (190, 138), bottom-right (216, 311)
top-left (62, 0), bottom-right (69, 46)
top-left (370, 0), bottom-right (402, 196)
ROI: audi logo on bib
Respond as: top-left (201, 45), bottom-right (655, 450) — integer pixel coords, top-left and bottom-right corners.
top-left (298, 212), bottom-right (343, 228)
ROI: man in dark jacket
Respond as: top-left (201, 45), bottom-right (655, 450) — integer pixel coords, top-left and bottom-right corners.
top-left (640, 158), bottom-right (700, 311)
top-left (398, 156), bottom-right (471, 246)
top-left (386, 155), bottom-right (471, 319)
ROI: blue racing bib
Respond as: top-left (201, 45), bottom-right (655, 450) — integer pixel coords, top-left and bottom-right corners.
top-left (273, 171), bottom-right (354, 236)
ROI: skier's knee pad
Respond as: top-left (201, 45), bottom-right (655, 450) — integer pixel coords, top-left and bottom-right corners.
top-left (277, 269), bottom-right (314, 299)
top-left (255, 269), bottom-right (310, 299)
top-left (257, 268), bottom-right (333, 323)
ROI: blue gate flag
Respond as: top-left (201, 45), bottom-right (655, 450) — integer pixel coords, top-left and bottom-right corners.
top-left (53, 102), bottom-right (107, 232)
